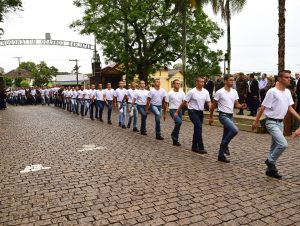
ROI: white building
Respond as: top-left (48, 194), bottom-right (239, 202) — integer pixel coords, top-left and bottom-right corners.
top-left (53, 73), bottom-right (89, 86)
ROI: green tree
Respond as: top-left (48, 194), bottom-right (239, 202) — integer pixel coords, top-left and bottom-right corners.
top-left (14, 77), bottom-right (23, 87)
top-left (20, 79), bottom-right (29, 87)
top-left (19, 61), bottom-right (58, 86)
top-left (71, 0), bottom-right (223, 84)
top-left (208, 0), bottom-right (247, 75)
top-left (4, 77), bottom-right (13, 87)
top-left (0, 0), bottom-right (22, 35)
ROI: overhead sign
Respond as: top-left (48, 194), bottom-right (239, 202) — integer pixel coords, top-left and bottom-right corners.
top-left (0, 39), bottom-right (95, 50)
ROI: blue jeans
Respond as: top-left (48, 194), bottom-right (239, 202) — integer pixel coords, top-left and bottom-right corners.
top-left (79, 99), bottom-right (85, 116)
top-left (169, 109), bottom-right (182, 142)
top-left (218, 112), bottom-right (239, 158)
top-left (127, 103), bottom-right (138, 129)
top-left (71, 99), bottom-right (77, 114)
top-left (265, 120), bottom-right (288, 164)
top-left (117, 102), bottom-right (127, 126)
top-left (188, 110), bottom-right (204, 150)
top-left (137, 105), bottom-right (147, 132)
top-left (84, 99), bottom-right (90, 115)
top-left (97, 100), bottom-right (105, 119)
top-left (106, 100), bottom-right (113, 122)
top-left (150, 105), bottom-right (162, 136)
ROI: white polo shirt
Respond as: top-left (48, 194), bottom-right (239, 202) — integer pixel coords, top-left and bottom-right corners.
top-left (95, 90), bottom-right (104, 101)
top-left (148, 88), bottom-right (166, 106)
top-left (114, 88), bottom-right (127, 102)
top-left (262, 87), bottom-right (294, 119)
top-left (104, 89), bottom-right (114, 101)
top-left (127, 89), bottom-right (138, 103)
top-left (184, 88), bottom-right (209, 110)
top-left (166, 90), bottom-right (185, 110)
top-left (134, 89), bottom-right (149, 105)
top-left (214, 88), bottom-right (239, 114)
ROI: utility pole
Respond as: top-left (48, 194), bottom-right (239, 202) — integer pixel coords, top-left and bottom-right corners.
top-left (13, 57), bottom-right (22, 68)
top-left (69, 59), bottom-right (79, 85)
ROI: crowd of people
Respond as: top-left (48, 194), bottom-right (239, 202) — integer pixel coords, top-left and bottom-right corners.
top-left (1, 71), bottom-right (300, 179)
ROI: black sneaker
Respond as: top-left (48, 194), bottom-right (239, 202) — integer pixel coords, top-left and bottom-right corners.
top-left (156, 135), bottom-right (164, 140)
top-left (119, 122), bottom-right (121, 127)
top-left (265, 159), bottom-right (277, 171)
top-left (198, 149), bottom-right (207, 154)
top-left (141, 131), bottom-right (147, 135)
top-left (108, 121), bottom-right (112, 125)
top-left (100, 118), bottom-right (103, 122)
top-left (127, 124), bottom-right (130, 128)
top-left (224, 146), bottom-right (230, 156)
top-left (266, 170), bottom-right (282, 179)
top-left (122, 125), bottom-right (126, 129)
top-left (133, 128), bottom-right (139, 132)
top-left (173, 141), bottom-right (181, 146)
top-left (218, 156), bottom-right (230, 163)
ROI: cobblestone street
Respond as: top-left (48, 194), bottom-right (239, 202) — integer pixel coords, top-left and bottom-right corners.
top-left (1, 106), bottom-right (300, 226)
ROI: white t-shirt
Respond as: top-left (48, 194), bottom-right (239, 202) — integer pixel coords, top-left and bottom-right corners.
top-left (262, 87), bottom-right (294, 119)
top-left (214, 88), bottom-right (239, 114)
top-left (95, 90), bottom-right (104, 101)
top-left (104, 89), bottom-right (114, 101)
top-left (134, 89), bottom-right (149, 105)
top-left (19, 89), bottom-right (26, 96)
top-left (114, 88), bottom-right (127, 102)
top-left (89, 89), bottom-right (97, 99)
top-left (166, 90), bottom-right (185, 109)
top-left (184, 88), bottom-right (210, 111)
top-left (148, 88), bottom-right (166, 106)
top-left (127, 89), bottom-right (138, 103)
top-left (30, 89), bottom-right (36, 96)
top-left (71, 91), bottom-right (77, 98)
top-left (77, 90), bottom-right (84, 99)
top-left (84, 89), bottom-right (91, 99)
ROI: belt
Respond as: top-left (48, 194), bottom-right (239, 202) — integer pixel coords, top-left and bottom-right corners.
top-left (219, 111), bottom-right (233, 116)
top-left (267, 118), bottom-right (283, 122)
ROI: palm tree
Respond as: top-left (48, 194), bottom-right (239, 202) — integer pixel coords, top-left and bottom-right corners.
top-left (209, 0), bottom-right (247, 75)
top-left (278, 0), bottom-right (285, 72)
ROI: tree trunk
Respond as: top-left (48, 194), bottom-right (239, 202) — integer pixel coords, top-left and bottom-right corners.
top-left (226, 0), bottom-right (231, 75)
top-left (182, 0), bottom-right (187, 92)
top-left (137, 63), bottom-right (149, 85)
top-left (278, 0), bottom-right (285, 72)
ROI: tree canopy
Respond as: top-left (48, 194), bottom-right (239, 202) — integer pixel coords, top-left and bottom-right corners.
top-left (71, 0), bottom-right (223, 84)
top-left (0, 0), bottom-right (22, 35)
top-left (19, 61), bottom-right (58, 86)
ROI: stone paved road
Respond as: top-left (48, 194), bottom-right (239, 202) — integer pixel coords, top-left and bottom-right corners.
top-left (0, 106), bottom-right (300, 226)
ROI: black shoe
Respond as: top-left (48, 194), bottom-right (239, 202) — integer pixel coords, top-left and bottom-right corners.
top-left (119, 122), bottom-right (121, 127)
top-left (108, 121), bottom-right (112, 125)
top-left (224, 146), bottom-right (230, 156)
top-left (156, 135), bottom-right (164, 140)
top-left (218, 156), bottom-right (230, 163)
top-left (127, 124), bottom-right (130, 129)
top-left (122, 125), bottom-right (126, 129)
top-left (236, 112), bottom-right (244, 115)
top-left (265, 159), bottom-right (277, 171)
top-left (198, 149), bottom-right (207, 154)
top-left (247, 114), bottom-right (254, 117)
top-left (141, 131), bottom-right (147, 135)
top-left (133, 128), bottom-right (139, 132)
top-left (91, 117), bottom-right (94, 120)
top-left (266, 170), bottom-right (282, 179)
top-left (173, 141), bottom-right (181, 146)
top-left (100, 118), bottom-right (103, 122)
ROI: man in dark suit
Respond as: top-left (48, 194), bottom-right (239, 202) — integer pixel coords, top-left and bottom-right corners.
top-left (204, 76), bottom-right (214, 110)
top-left (248, 74), bottom-right (259, 116)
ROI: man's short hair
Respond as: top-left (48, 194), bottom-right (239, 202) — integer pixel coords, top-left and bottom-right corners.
top-left (224, 75), bottom-right (233, 81)
top-left (172, 79), bottom-right (180, 84)
top-left (196, 77), bottom-right (204, 82)
top-left (278, 70), bottom-right (291, 78)
top-left (250, 74), bottom-right (255, 79)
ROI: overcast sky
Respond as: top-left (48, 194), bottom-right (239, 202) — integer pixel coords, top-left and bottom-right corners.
top-left (0, 0), bottom-right (300, 75)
